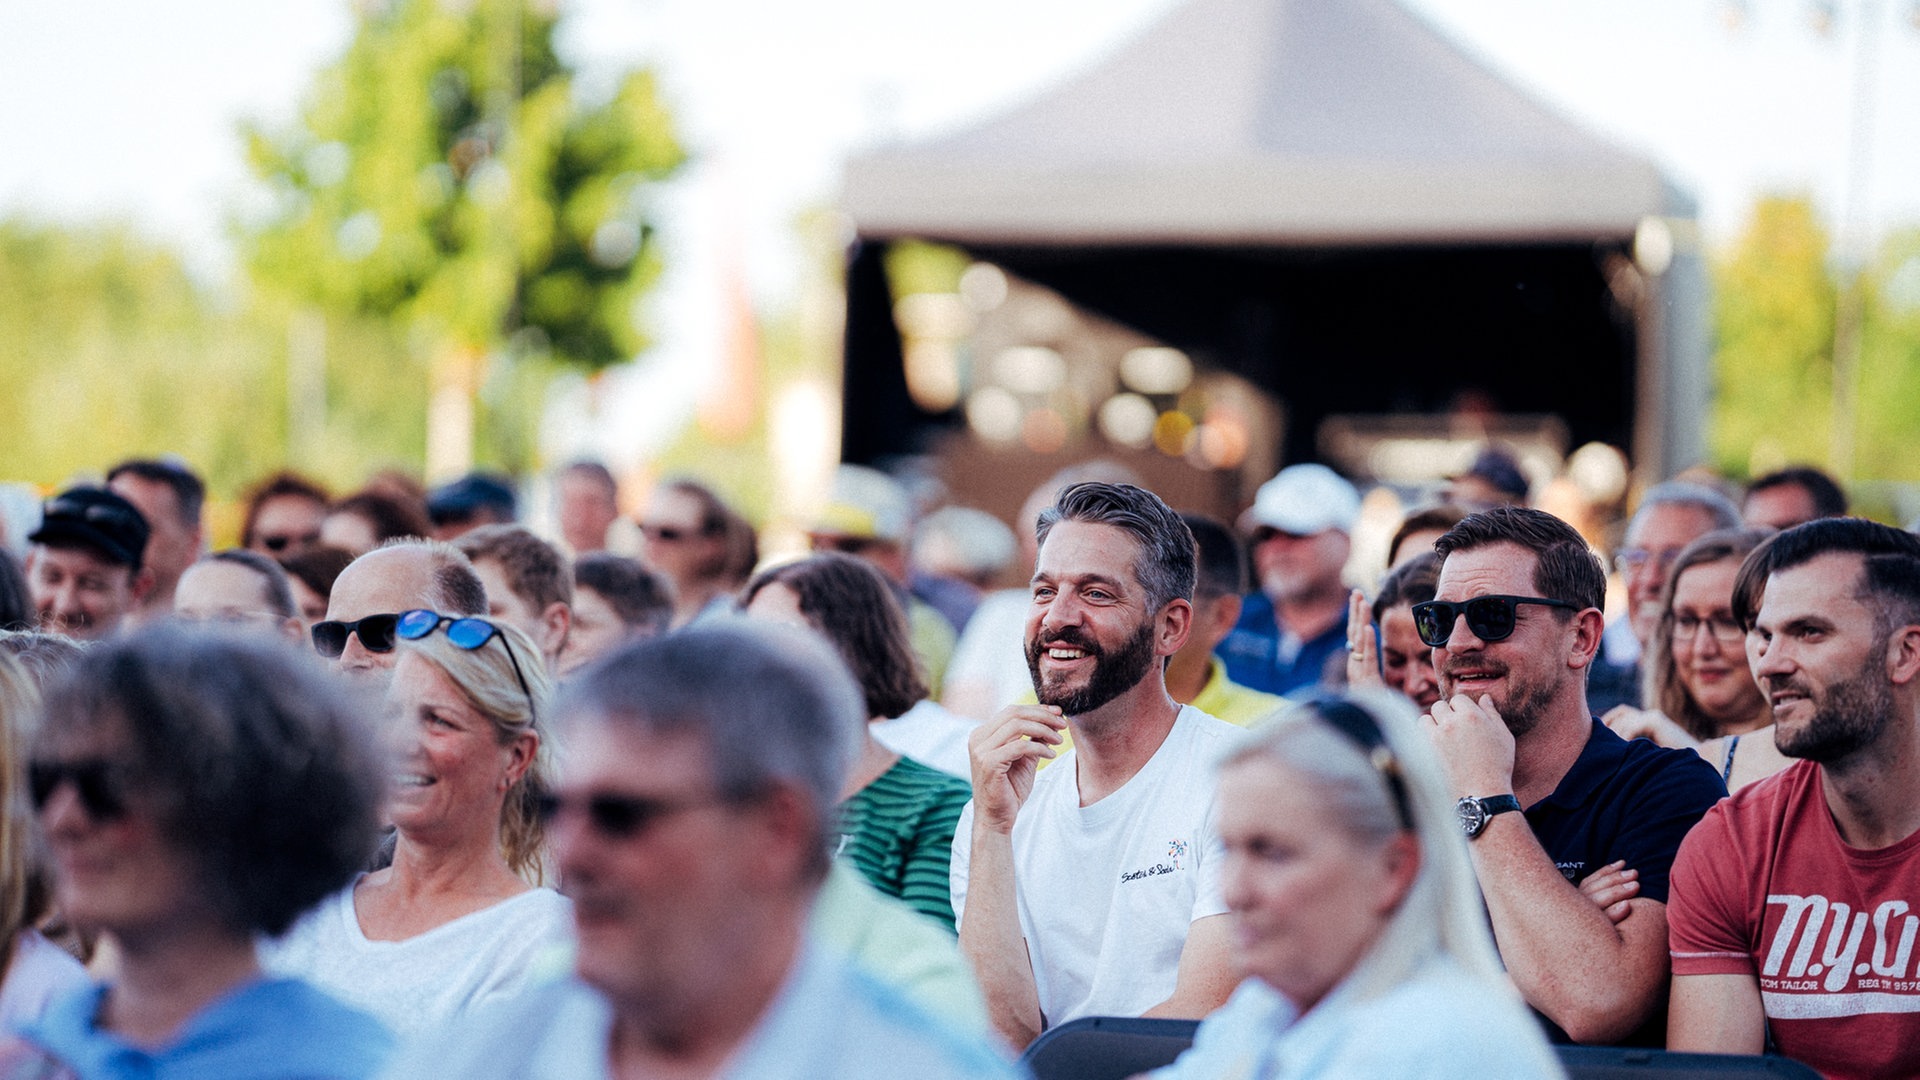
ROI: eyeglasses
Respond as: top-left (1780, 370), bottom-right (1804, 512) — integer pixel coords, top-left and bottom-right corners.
top-left (640, 522), bottom-right (708, 544)
top-left (1248, 526), bottom-right (1312, 546)
top-left (534, 790), bottom-right (724, 840)
top-left (312, 613), bottom-right (401, 658)
top-left (1615, 547), bottom-right (1682, 576)
top-left (259, 531), bottom-right (320, 554)
top-left (395, 610), bottom-right (536, 717)
top-left (1674, 612), bottom-right (1745, 647)
top-left (1410, 595), bottom-right (1580, 648)
top-left (809, 535), bottom-right (882, 556)
top-left (28, 759), bottom-right (129, 821)
top-left (1311, 699), bottom-right (1412, 830)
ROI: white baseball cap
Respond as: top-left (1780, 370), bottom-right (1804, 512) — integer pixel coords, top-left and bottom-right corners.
top-left (1241, 464), bottom-right (1360, 536)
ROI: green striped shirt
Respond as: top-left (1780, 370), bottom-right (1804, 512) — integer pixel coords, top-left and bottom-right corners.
top-left (835, 756), bottom-right (972, 932)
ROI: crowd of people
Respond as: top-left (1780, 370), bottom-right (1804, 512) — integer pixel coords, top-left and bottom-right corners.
top-left (0, 450), bottom-right (1910, 1079)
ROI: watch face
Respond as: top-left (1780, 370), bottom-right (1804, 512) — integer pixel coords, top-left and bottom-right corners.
top-left (1456, 797), bottom-right (1487, 838)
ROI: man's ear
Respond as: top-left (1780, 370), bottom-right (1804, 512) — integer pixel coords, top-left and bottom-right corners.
top-left (1157, 598), bottom-right (1194, 658)
top-left (129, 567), bottom-right (156, 604)
top-left (542, 601), bottom-right (572, 657)
top-left (1566, 607), bottom-right (1605, 672)
top-left (1886, 625), bottom-right (1920, 687)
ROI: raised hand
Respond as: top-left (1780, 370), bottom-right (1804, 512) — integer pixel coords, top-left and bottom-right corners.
top-left (1345, 587), bottom-right (1384, 690)
top-left (968, 704), bottom-right (1066, 834)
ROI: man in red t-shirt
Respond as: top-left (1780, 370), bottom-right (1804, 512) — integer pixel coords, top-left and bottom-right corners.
top-left (1668, 518), bottom-right (1920, 1079)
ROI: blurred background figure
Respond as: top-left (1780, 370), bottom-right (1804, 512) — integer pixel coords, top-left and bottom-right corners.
top-left (0, 552), bottom-right (30, 633)
top-left (1168, 514), bottom-right (1284, 726)
top-left (281, 545), bottom-right (356, 630)
top-left (1605, 528), bottom-right (1786, 791)
top-left (1346, 552), bottom-right (1443, 712)
top-left (1222, 464), bottom-right (1360, 697)
top-left (910, 506), bottom-right (1017, 635)
top-left (320, 489), bottom-right (434, 557)
top-left (455, 525), bottom-right (573, 671)
top-left (106, 458), bottom-right (206, 628)
top-left (0, 651), bottom-right (88, 1030)
top-left (1589, 482), bottom-right (1742, 713)
top-left (1387, 505), bottom-right (1469, 569)
top-left (1741, 465), bottom-right (1847, 532)
top-left (1443, 444), bottom-right (1531, 511)
top-left (1154, 695), bottom-right (1563, 1079)
top-left (742, 553), bottom-right (973, 926)
top-left (639, 478), bottom-right (755, 628)
top-left (427, 473), bottom-right (518, 542)
top-left (172, 550), bottom-right (305, 646)
top-left (24, 487), bottom-right (151, 643)
top-left (266, 612), bottom-right (569, 1036)
top-left (942, 461), bottom-right (1141, 721)
top-left (558, 553), bottom-right (672, 677)
top-left (240, 472), bottom-right (331, 561)
top-left (12, 630), bottom-right (390, 1076)
top-left (0, 633), bottom-right (85, 694)
top-left (553, 461), bottom-right (621, 556)
top-left (807, 464), bottom-right (956, 698)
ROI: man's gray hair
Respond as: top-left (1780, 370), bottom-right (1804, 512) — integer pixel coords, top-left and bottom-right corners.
top-left (554, 619), bottom-right (864, 878)
top-left (1035, 482), bottom-right (1196, 612)
top-left (1631, 481), bottom-right (1741, 535)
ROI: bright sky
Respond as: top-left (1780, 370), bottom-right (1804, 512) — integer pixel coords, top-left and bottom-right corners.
top-left (2, 0), bottom-right (1916, 457)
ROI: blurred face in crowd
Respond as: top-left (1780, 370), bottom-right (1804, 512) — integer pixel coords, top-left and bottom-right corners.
top-left (1749, 553), bottom-right (1893, 763)
top-left (1622, 503), bottom-right (1720, 646)
top-left (1216, 754), bottom-right (1416, 1013)
top-left (552, 716), bottom-right (789, 1020)
top-left (1025, 521), bottom-right (1176, 718)
top-left (559, 473), bottom-right (620, 556)
top-left (558, 587), bottom-right (642, 677)
top-left (1251, 527), bottom-right (1349, 606)
top-left (1744, 484), bottom-right (1821, 533)
top-left (249, 495), bottom-right (326, 560)
top-left (174, 561), bottom-right (303, 644)
top-left (640, 488), bottom-right (722, 588)
top-left (108, 474), bottom-right (199, 599)
top-left (469, 556), bottom-right (568, 668)
top-left (1378, 605), bottom-right (1441, 710)
top-left (385, 651), bottom-right (532, 844)
top-left (28, 545), bottom-right (143, 641)
top-left (321, 509), bottom-right (382, 558)
top-left (323, 547), bottom-right (439, 676)
top-left (1668, 557), bottom-right (1764, 728)
top-left (1431, 543), bottom-right (1574, 736)
top-left (36, 718), bottom-right (205, 940)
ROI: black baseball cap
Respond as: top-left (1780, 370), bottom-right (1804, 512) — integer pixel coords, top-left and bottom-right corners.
top-left (28, 486), bottom-right (150, 571)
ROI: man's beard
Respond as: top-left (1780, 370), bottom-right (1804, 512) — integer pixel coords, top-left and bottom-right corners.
top-left (1438, 658), bottom-right (1555, 737)
top-left (1027, 619), bottom-right (1157, 717)
top-left (1771, 648), bottom-right (1893, 763)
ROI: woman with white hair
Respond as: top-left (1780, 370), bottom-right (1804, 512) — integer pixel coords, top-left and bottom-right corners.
top-left (1153, 693), bottom-right (1563, 1079)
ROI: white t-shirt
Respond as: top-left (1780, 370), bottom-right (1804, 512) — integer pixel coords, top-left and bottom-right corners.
top-left (263, 878), bottom-right (573, 1036)
top-left (951, 705), bottom-right (1239, 1026)
top-left (0, 931), bottom-right (89, 1033)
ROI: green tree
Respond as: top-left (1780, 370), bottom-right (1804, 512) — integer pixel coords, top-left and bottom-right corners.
top-left (240, 0), bottom-right (683, 476)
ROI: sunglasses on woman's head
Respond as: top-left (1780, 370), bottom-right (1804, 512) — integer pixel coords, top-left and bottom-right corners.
top-left (1408, 595), bottom-right (1579, 649)
top-left (395, 610), bottom-right (537, 717)
top-left (28, 759), bottom-right (129, 821)
top-left (311, 613), bottom-right (401, 658)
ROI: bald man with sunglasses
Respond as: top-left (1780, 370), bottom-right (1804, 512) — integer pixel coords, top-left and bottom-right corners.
top-left (1414, 507), bottom-right (1723, 1047)
top-left (315, 539), bottom-right (488, 678)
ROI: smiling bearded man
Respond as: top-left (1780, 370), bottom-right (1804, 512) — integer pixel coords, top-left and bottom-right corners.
top-left (1416, 506), bottom-right (1723, 1049)
top-left (954, 481), bottom-right (1243, 1050)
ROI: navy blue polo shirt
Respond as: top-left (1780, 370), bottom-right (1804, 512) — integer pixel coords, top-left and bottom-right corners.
top-left (1521, 718), bottom-right (1726, 1045)
top-left (1218, 592), bottom-right (1348, 697)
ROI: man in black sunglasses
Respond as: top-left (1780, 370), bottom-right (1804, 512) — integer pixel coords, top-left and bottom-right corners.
top-left (318, 540), bottom-right (487, 677)
top-left (1421, 506), bottom-right (1723, 1048)
top-left (25, 486), bottom-right (153, 642)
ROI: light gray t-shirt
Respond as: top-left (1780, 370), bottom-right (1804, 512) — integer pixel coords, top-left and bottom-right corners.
top-left (263, 878), bottom-right (573, 1036)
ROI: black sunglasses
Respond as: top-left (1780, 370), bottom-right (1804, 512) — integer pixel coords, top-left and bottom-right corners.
top-left (28, 759), bottom-right (129, 821)
top-left (260, 531), bottom-right (320, 554)
top-left (395, 610), bottom-right (536, 717)
top-left (534, 791), bottom-right (723, 840)
top-left (312, 613), bottom-right (401, 658)
top-left (1409, 595), bottom-right (1579, 648)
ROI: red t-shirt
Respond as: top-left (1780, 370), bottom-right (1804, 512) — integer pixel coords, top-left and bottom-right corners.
top-left (1669, 758), bottom-right (1920, 1080)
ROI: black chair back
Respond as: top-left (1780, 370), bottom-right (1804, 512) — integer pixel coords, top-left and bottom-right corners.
top-left (1558, 1046), bottom-right (1823, 1079)
top-left (1020, 1016), bottom-right (1200, 1080)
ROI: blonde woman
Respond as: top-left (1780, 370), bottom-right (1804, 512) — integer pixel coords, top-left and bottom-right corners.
top-left (0, 651), bottom-right (87, 1028)
top-left (265, 611), bottom-right (571, 1036)
top-left (1154, 693), bottom-right (1563, 1079)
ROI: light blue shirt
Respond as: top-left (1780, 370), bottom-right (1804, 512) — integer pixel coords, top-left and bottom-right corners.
top-left (381, 939), bottom-right (1025, 1080)
top-left (1152, 958), bottom-right (1564, 1080)
top-left (13, 977), bottom-right (392, 1080)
